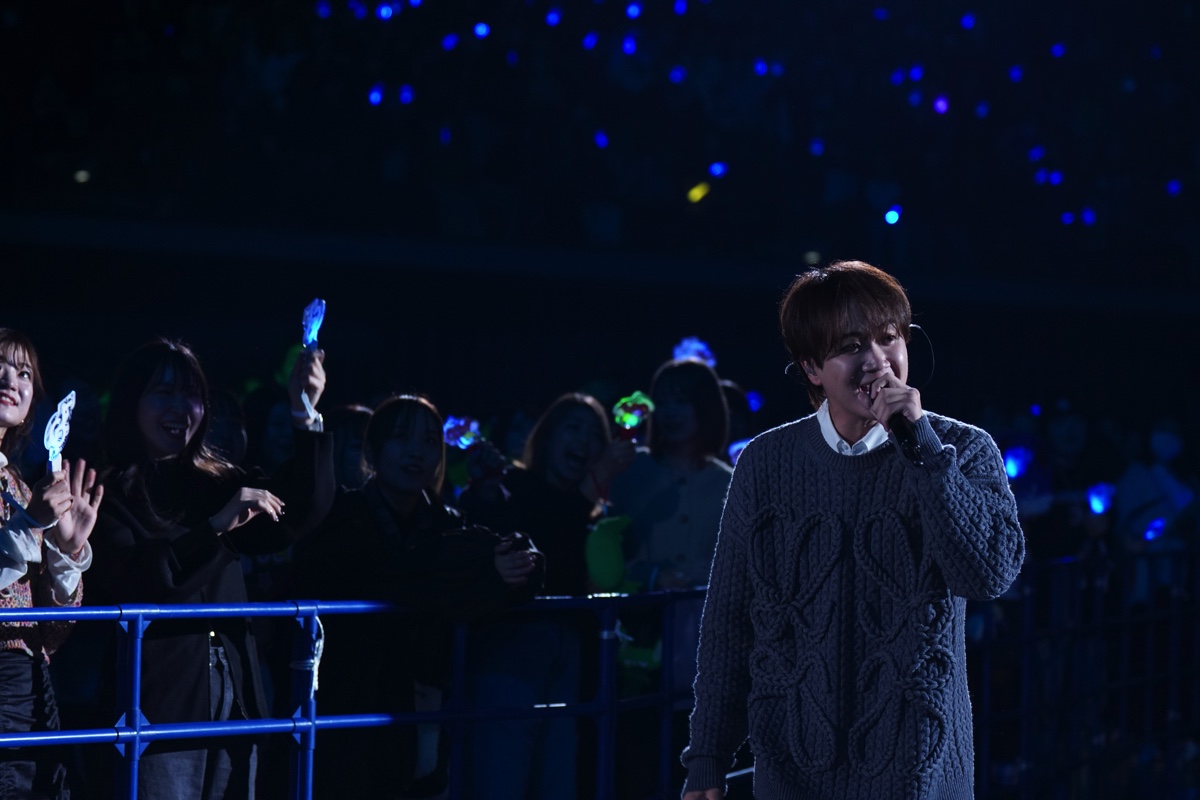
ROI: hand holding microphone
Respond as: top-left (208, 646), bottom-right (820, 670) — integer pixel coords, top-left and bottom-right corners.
top-left (868, 373), bottom-right (926, 466)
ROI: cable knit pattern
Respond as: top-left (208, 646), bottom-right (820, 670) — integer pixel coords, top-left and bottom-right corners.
top-left (683, 412), bottom-right (1024, 800)
top-left (0, 467), bottom-right (81, 660)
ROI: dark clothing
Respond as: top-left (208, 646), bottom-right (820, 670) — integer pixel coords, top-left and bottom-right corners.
top-left (288, 482), bottom-right (542, 798)
top-left (86, 430), bottom-right (333, 734)
top-left (0, 651), bottom-right (68, 800)
top-left (459, 467), bottom-right (595, 596)
top-left (458, 467), bottom-right (598, 799)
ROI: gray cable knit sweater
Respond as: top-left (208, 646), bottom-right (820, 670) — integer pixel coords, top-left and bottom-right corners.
top-left (682, 412), bottom-right (1025, 800)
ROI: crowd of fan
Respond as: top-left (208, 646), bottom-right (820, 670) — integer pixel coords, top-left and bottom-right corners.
top-left (1, 325), bottom-right (1198, 799)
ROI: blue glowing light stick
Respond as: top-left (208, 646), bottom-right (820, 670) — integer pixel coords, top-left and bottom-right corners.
top-left (299, 299), bottom-right (326, 418)
top-left (673, 336), bottom-right (716, 367)
top-left (728, 438), bottom-right (751, 464)
top-left (443, 416), bottom-right (482, 450)
top-left (444, 415), bottom-right (506, 480)
top-left (1087, 483), bottom-right (1115, 515)
top-left (302, 299), bottom-right (326, 350)
top-left (44, 391), bottom-right (77, 473)
top-left (1144, 518), bottom-right (1166, 542)
top-left (1004, 446), bottom-right (1033, 480)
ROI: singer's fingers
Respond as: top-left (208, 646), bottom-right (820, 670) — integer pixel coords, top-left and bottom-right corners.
top-left (876, 386), bottom-right (923, 426)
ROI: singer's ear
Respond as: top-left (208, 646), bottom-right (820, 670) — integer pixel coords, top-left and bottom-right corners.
top-left (801, 361), bottom-right (821, 387)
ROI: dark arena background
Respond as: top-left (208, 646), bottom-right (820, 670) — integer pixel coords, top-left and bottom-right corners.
top-left (1, 0), bottom-right (1199, 798)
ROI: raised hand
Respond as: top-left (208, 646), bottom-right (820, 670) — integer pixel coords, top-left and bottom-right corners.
top-left (288, 348), bottom-right (327, 418)
top-left (591, 439), bottom-right (637, 485)
top-left (867, 372), bottom-right (923, 431)
top-left (52, 459), bottom-right (104, 556)
top-left (209, 488), bottom-right (285, 535)
top-left (26, 469), bottom-right (72, 529)
top-left (466, 440), bottom-right (506, 483)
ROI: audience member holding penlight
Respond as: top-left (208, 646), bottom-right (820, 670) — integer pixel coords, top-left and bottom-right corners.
top-left (0, 328), bottom-right (103, 800)
top-left (86, 338), bottom-right (332, 800)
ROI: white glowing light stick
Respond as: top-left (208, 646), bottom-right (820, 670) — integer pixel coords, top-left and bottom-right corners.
top-left (44, 391), bottom-right (76, 473)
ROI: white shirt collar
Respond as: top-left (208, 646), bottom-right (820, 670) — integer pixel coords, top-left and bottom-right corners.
top-left (816, 400), bottom-right (890, 456)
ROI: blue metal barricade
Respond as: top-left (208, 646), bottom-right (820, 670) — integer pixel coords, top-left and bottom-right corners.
top-left (0, 591), bottom-right (706, 800)
top-left (2, 547), bottom-right (1196, 799)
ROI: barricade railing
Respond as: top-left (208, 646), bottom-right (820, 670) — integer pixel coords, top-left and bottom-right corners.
top-left (0, 590), bottom-right (708, 800)
top-left (968, 545), bottom-right (1200, 799)
top-left (4, 548), bottom-right (1197, 800)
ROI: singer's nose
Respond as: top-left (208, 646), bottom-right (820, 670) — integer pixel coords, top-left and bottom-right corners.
top-left (862, 341), bottom-right (890, 372)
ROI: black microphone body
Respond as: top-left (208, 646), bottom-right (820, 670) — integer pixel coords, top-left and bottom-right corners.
top-left (889, 413), bottom-right (926, 466)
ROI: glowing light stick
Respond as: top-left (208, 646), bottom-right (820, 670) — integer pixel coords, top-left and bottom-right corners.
top-left (300, 299), bottom-right (326, 418)
top-left (727, 438), bottom-right (751, 465)
top-left (443, 416), bottom-right (482, 450)
top-left (1003, 446), bottom-right (1032, 480)
top-left (443, 415), bottom-right (506, 481)
top-left (673, 336), bottom-right (716, 367)
top-left (612, 391), bottom-right (655, 441)
top-left (44, 391), bottom-right (76, 473)
top-left (1087, 483), bottom-right (1115, 515)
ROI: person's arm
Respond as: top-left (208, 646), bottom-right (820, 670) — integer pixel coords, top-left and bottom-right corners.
top-left (911, 418), bottom-right (1026, 600)
top-left (0, 524), bottom-right (41, 592)
top-left (86, 483), bottom-right (289, 605)
top-left (228, 349), bottom-right (335, 554)
top-left (681, 445), bottom-right (757, 797)
top-left (0, 467), bottom-right (77, 592)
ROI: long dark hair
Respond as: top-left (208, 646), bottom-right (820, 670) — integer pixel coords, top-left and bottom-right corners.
top-left (0, 328), bottom-right (45, 472)
top-left (103, 339), bottom-right (238, 524)
top-left (523, 393), bottom-right (611, 479)
top-left (363, 395), bottom-right (446, 495)
top-left (646, 359), bottom-right (729, 463)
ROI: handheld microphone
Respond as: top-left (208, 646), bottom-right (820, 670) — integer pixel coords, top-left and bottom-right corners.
top-left (890, 413), bottom-right (926, 466)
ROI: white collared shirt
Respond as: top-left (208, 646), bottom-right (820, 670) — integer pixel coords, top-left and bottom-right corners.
top-left (816, 400), bottom-right (890, 456)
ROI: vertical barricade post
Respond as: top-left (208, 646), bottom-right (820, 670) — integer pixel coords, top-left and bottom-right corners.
top-left (447, 620), bottom-right (469, 800)
top-left (1018, 574), bottom-right (1035, 800)
top-left (289, 603), bottom-right (321, 800)
top-left (658, 592), bottom-right (676, 798)
top-left (1167, 575), bottom-right (1183, 794)
top-left (114, 607), bottom-right (152, 800)
top-left (595, 599), bottom-right (619, 800)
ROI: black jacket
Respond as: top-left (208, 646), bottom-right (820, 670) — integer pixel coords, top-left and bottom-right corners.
top-left (87, 429), bottom-right (334, 725)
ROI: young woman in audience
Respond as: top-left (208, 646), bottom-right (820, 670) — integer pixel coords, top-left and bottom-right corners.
top-left (0, 328), bottom-right (103, 799)
top-left (86, 338), bottom-right (331, 799)
top-left (611, 358), bottom-right (732, 591)
top-left (608, 358), bottom-right (733, 795)
top-left (457, 392), bottom-right (634, 800)
top-left (288, 393), bottom-right (542, 799)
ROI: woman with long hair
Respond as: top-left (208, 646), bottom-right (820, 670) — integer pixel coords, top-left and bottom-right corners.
top-left (86, 338), bottom-right (331, 799)
top-left (458, 392), bottom-right (635, 799)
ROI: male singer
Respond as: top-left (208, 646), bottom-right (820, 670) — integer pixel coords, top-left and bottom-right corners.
top-left (681, 261), bottom-right (1025, 799)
